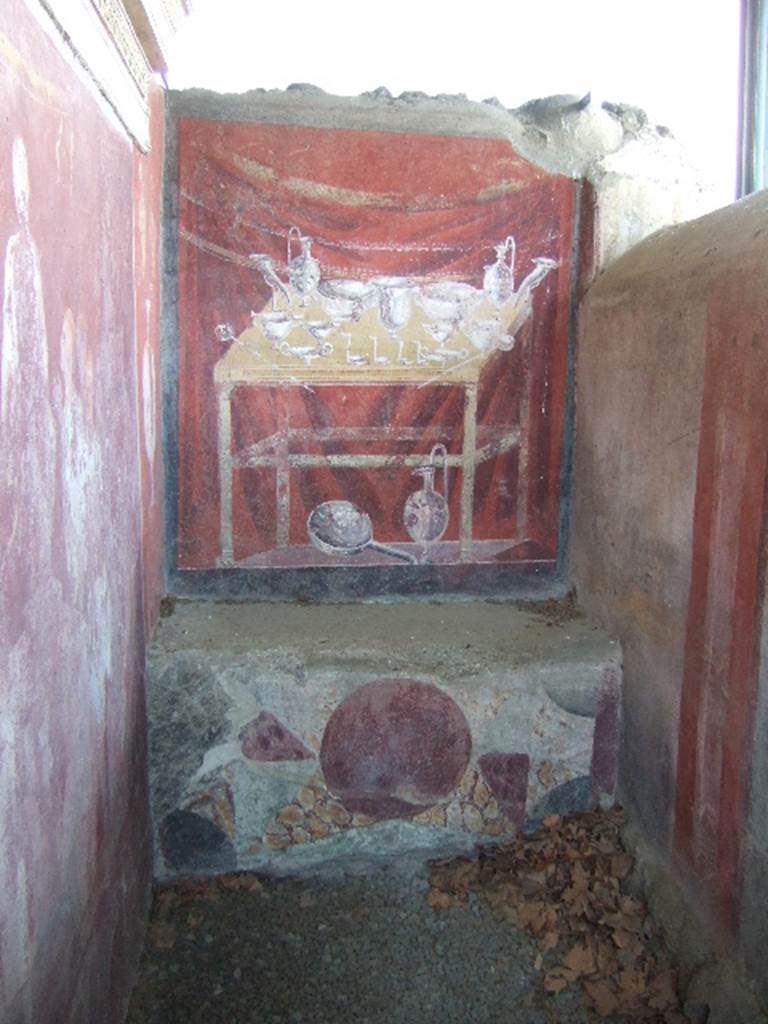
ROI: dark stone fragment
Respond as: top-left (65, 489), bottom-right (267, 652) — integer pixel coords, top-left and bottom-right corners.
top-left (525, 775), bottom-right (593, 831)
top-left (320, 678), bottom-right (472, 821)
top-left (590, 665), bottom-right (621, 803)
top-left (239, 711), bottom-right (314, 762)
top-left (478, 753), bottom-right (530, 830)
top-left (160, 809), bottom-right (237, 873)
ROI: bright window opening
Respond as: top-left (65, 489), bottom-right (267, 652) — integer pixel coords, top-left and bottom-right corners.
top-left (167, 0), bottom-right (741, 206)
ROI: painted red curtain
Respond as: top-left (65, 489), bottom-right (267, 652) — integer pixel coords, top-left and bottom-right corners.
top-left (176, 119), bottom-right (575, 571)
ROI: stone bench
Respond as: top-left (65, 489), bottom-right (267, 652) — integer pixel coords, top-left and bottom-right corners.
top-left (147, 600), bottom-right (621, 880)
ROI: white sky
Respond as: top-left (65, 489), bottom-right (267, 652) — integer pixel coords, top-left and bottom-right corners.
top-left (167, 0), bottom-right (741, 205)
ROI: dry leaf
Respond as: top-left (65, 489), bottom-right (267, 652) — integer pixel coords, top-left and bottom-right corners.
top-left (426, 808), bottom-right (684, 1021)
top-left (544, 967), bottom-right (576, 993)
top-left (620, 895), bottom-right (643, 916)
top-left (149, 921), bottom-right (176, 950)
top-left (584, 979), bottom-right (619, 1017)
top-left (518, 900), bottom-right (548, 933)
top-left (571, 861), bottom-right (591, 890)
top-left (617, 965), bottom-right (646, 1004)
top-left (537, 762), bottom-right (556, 787)
top-left (426, 889), bottom-right (454, 910)
top-left (540, 930), bottom-right (560, 953)
top-left (563, 887), bottom-right (590, 916)
top-left (562, 941), bottom-right (596, 978)
top-left (154, 889), bottom-right (179, 915)
top-left (610, 852), bottom-right (634, 879)
top-left (648, 969), bottom-right (677, 1010)
top-left (596, 940), bottom-right (618, 975)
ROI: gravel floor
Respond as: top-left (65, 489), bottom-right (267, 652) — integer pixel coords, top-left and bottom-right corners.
top-left (126, 867), bottom-right (603, 1024)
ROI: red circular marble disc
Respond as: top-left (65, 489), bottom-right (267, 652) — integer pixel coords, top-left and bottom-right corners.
top-left (320, 678), bottom-right (472, 820)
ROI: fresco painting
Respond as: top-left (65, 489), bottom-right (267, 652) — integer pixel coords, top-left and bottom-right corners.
top-left (176, 121), bottom-right (577, 577)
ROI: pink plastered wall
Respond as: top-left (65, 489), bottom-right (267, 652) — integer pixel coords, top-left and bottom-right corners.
top-left (572, 190), bottom-right (768, 1003)
top-left (0, 4), bottom-right (164, 1022)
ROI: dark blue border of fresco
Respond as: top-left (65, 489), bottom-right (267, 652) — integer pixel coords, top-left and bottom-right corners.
top-left (161, 90), bottom-right (582, 602)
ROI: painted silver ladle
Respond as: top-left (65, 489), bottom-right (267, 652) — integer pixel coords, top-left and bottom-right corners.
top-left (307, 500), bottom-right (417, 564)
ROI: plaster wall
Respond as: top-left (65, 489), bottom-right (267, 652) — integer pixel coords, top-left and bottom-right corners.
top-left (0, 3), bottom-right (164, 1021)
top-left (572, 190), bottom-right (768, 1004)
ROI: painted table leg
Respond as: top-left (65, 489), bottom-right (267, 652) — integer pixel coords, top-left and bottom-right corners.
top-left (217, 383), bottom-right (234, 566)
top-left (276, 434), bottom-right (290, 549)
top-left (460, 383), bottom-right (477, 562)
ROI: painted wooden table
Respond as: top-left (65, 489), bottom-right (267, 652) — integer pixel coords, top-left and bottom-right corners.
top-left (213, 299), bottom-right (527, 568)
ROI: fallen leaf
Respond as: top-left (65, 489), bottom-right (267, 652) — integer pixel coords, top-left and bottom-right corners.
top-left (518, 900), bottom-right (549, 933)
top-left (149, 921), bottom-right (176, 950)
top-left (537, 762), bottom-right (556, 788)
top-left (596, 941), bottom-right (618, 975)
top-left (544, 967), bottom-right (576, 993)
top-left (584, 979), bottom-right (619, 1017)
top-left (617, 965), bottom-right (646, 1004)
top-left (540, 930), bottom-right (560, 953)
top-left (648, 968), bottom-right (677, 1010)
top-left (620, 895), bottom-right (644, 916)
top-left (562, 941), bottom-right (596, 978)
top-left (425, 808), bottom-right (685, 1021)
top-left (426, 889), bottom-right (454, 910)
top-left (570, 861), bottom-right (591, 891)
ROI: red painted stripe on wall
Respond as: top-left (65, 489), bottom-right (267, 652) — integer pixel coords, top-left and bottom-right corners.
top-left (674, 297), bottom-right (768, 935)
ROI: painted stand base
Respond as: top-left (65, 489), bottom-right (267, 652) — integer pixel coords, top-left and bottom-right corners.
top-left (147, 601), bottom-right (621, 880)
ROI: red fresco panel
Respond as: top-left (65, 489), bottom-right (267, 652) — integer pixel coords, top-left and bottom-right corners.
top-left (176, 119), bottom-right (575, 574)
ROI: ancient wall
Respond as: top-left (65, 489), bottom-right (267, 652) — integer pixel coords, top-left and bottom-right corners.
top-left (572, 190), bottom-right (768, 1006)
top-left (0, 2), bottom-right (165, 1021)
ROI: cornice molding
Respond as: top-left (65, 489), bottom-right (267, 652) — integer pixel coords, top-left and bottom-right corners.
top-left (91, 0), bottom-right (152, 95)
top-left (124, 0), bottom-right (191, 73)
top-left (33, 0), bottom-right (189, 149)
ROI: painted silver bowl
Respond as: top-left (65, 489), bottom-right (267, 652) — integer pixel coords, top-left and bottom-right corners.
top-left (418, 281), bottom-right (481, 322)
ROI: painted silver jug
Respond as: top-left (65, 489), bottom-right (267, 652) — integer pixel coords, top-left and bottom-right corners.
top-left (483, 235), bottom-right (516, 306)
top-left (287, 226), bottom-right (321, 302)
top-left (403, 444), bottom-right (449, 561)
